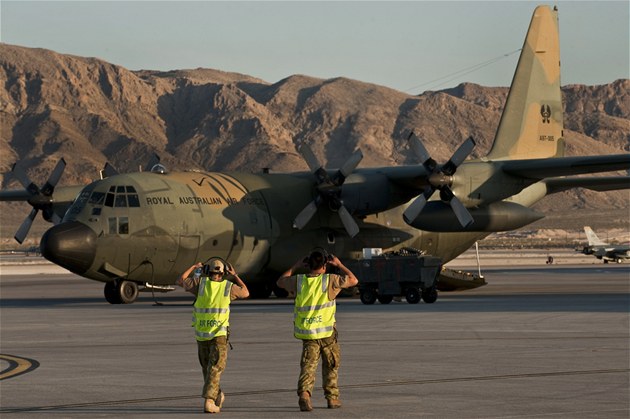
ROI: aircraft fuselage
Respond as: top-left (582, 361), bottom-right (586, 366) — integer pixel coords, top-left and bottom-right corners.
top-left (40, 169), bottom-right (500, 289)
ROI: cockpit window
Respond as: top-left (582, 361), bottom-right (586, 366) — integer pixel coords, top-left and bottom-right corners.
top-left (119, 217), bottom-right (129, 234)
top-left (107, 216), bottom-right (130, 235)
top-left (127, 194), bottom-right (140, 207)
top-left (98, 185), bottom-right (141, 208)
top-left (89, 192), bottom-right (105, 205)
top-left (114, 194), bottom-right (127, 207)
top-left (105, 192), bottom-right (115, 207)
top-left (67, 190), bottom-right (91, 216)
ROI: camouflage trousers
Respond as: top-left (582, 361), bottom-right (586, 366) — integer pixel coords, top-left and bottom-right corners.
top-left (298, 329), bottom-right (341, 400)
top-left (197, 335), bottom-right (228, 400)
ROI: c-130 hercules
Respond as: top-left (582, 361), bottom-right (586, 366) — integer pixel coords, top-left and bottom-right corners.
top-left (2, 6), bottom-right (629, 303)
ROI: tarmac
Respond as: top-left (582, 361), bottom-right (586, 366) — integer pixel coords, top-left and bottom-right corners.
top-left (0, 253), bottom-right (628, 418)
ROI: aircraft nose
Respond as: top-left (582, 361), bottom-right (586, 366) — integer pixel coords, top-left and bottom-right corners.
top-left (40, 221), bottom-right (97, 274)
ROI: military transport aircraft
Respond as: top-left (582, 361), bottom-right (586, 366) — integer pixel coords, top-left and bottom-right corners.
top-left (2, 6), bottom-right (629, 303)
top-left (580, 226), bottom-right (630, 264)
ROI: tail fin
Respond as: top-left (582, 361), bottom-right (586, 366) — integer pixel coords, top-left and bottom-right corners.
top-left (486, 5), bottom-right (564, 161)
top-left (584, 226), bottom-right (608, 247)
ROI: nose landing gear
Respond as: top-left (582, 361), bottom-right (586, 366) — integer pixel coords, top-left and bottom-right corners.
top-left (104, 279), bottom-right (139, 304)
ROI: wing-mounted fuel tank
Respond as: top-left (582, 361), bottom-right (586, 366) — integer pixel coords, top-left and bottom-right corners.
top-left (406, 201), bottom-right (544, 232)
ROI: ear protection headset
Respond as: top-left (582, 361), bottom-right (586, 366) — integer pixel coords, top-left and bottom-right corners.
top-left (201, 256), bottom-right (232, 276)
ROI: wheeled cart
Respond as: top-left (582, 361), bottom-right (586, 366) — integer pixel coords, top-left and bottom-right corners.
top-left (350, 248), bottom-right (442, 304)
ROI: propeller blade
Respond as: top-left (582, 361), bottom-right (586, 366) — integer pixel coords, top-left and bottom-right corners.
top-left (338, 205), bottom-right (360, 238)
top-left (14, 208), bottom-right (38, 244)
top-left (297, 144), bottom-right (322, 174)
top-left (442, 136), bottom-right (476, 175)
top-left (407, 132), bottom-right (432, 166)
top-left (294, 146), bottom-right (363, 237)
top-left (448, 194), bottom-right (474, 228)
top-left (40, 158), bottom-right (66, 195)
top-left (11, 163), bottom-right (39, 195)
top-left (339, 150), bottom-right (363, 179)
top-left (293, 199), bottom-right (320, 230)
top-left (403, 188), bottom-right (433, 224)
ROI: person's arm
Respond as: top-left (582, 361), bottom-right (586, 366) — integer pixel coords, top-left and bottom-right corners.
top-left (328, 255), bottom-right (358, 288)
top-left (226, 263), bottom-right (249, 299)
top-left (277, 258), bottom-right (306, 290)
top-left (177, 262), bottom-right (202, 287)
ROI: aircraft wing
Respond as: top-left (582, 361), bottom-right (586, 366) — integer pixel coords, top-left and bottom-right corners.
top-left (500, 154), bottom-right (630, 179)
top-left (544, 176), bottom-right (630, 193)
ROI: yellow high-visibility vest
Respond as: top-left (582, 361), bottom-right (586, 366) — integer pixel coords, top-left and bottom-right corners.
top-left (294, 274), bottom-right (336, 340)
top-left (192, 278), bottom-right (232, 341)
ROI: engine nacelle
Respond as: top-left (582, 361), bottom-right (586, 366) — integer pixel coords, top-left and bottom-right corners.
top-left (406, 201), bottom-right (544, 232)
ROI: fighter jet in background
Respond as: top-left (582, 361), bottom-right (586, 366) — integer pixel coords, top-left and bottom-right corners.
top-left (580, 226), bottom-right (630, 264)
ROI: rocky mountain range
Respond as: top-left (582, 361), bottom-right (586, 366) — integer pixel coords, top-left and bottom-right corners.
top-left (0, 43), bottom-right (628, 243)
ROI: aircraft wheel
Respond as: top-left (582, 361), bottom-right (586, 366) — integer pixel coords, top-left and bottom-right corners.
top-left (360, 289), bottom-right (377, 305)
top-left (616, 259), bottom-right (622, 264)
top-left (377, 295), bottom-right (393, 304)
top-left (117, 280), bottom-right (139, 304)
top-left (405, 287), bottom-right (421, 304)
top-left (104, 281), bottom-right (122, 304)
top-left (422, 287), bottom-right (438, 304)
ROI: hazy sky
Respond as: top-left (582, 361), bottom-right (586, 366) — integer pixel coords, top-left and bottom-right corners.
top-left (1, 1), bottom-right (628, 93)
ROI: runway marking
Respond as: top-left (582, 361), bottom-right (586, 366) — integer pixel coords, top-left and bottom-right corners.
top-left (1, 367), bottom-right (627, 413)
top-left (0, 354), bottom-right (40, 380)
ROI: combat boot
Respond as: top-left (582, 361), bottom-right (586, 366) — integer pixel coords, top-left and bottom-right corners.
top-left (298, 391), bottom-right (313, 412)
top-left (327, 398), bottom-right (342, 409)
top-left (204, 398), bottom-right (220, 413)
top-left (215, 391), bottom-right (225, 408)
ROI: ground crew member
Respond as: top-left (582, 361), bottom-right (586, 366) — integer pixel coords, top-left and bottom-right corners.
top-left (276, 250), bottom-right (358, 411)
top-left (177, 259), bottom-right (249, 414)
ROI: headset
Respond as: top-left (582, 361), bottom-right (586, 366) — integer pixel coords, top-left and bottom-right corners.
top-left (304, 247), bottom-right (334, 270)
top-left (201, 256), bottom-right (233, 276)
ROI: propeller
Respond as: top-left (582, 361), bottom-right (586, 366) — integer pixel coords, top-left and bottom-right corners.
top-left (12, 159), bottom-right (66, 244)
top-left (403, 133), bottom-right (475, 228)
top-left (293, 145), bottom-right (363, 237)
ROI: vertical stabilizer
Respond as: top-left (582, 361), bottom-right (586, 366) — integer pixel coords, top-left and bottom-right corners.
top-left (486, 6), bottom-right (564, 160)
top-left (584, 226), bottom-right (608, 247)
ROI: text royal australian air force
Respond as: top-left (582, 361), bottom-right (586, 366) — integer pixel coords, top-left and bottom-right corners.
top-left (144, 176), bottom-right (264, 207)
top-left (146, 195), bottom-right (264, 207)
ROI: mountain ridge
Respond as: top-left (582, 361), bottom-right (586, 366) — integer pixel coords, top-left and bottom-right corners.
top-left (0, 43), bottom-right (628, 242)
